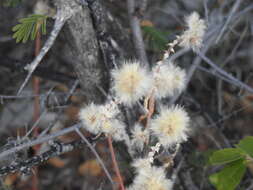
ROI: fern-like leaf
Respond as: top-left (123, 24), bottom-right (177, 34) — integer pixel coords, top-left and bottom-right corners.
top-left (12, 14), bottom-right (48, 43)
top-left (142, 26), bottom-right (170, 52)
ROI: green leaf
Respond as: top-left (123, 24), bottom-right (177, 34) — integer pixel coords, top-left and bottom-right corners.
top-left (142, 26), bottom-right (170, 52)
top-left (237, 136), bottom-right (253, 158)
top-left (41, 18), bottom-right (47, 35)
top-left (209, 172), bottom-right (219, 186)
top-left (209, 148), bottom-right (244, 165)
top-left (12, 14), bottom-right (48, 43)
top-left (209, 159), bottom-right (246, 190)
top-left (12, 24), bottom-right (22, 32)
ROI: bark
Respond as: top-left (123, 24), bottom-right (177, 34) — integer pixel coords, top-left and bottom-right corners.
top-left (53, 0), bottom-right (105, 103)
top-left (53, 0), bottom-right (134, 104)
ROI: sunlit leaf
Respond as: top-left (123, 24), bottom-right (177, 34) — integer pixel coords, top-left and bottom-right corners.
top-left (209, 159), bottom-right (246, 190)
top-left (209, 148), bottom-right (244, 165)
top-left (237, 136), bottom-right (253, 158)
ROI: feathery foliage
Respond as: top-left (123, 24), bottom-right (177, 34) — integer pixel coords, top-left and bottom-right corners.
top-left (142, 26), bottom-right (170, 52)
top-left (12, 14), bottom-right (47, 43)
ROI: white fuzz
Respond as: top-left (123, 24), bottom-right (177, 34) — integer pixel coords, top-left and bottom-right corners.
top-left (99, 102), bottom-right (127, 141)
top-left (152, 63), bottom-right (186, 99)
top-left (112, 61), bottom-right (152, 106)
top-left (132, 158), bottom-right (152, 174)
top-left (179, 12), bottom-right (206, 51)
top-left (79, 103), bottom-right (103, 134)
top-left (100, 119), bottom-right (127, 142)
top-left (150, 105), bottom-right (190, 147)
top-left (128, 164), bottom-right (172, 190)
top-left (100, 100), bottom-right (120, 120)
top-left (130, 124), bottom-right (149, 151)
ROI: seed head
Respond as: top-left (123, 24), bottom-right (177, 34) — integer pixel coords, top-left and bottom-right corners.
top-left (79, 103), bottom-right (102, 134)
top-left (179, 12), bottom-right (206, 51)
top-left (112, 61), bottom-right (152, 106)
top-left (128, 163), bottom-right (172, 190)
top-left (100, 119), bottom-right (127, 142)
top-left (150, 105), bottom-right (190, 147)
top-left (152, 63), bottom-right (186, 99)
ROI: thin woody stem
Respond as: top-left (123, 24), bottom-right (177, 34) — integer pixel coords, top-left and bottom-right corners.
top-left (107, 136), bottom-right (125, 190)
top-left (31, 28), bottom-right (41, 190)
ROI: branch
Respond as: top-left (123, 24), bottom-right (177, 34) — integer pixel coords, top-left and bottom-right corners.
top-left (17, 18), bottom-right (65, 95)
top-left (197, 51), bottom-right (253, 94)
top-left (127, 0), bottom-right (148, 66)
top-left (215, 0), bottom-right (242, 43)
top-left (0, 140), bottom-right (87, 177)
top-left (0, 124), bottom-right (82, 160)
top-left (75, 128), bottom-right (115, 187)
top-left (85, 0), bottom-right (121, 70)
top-left (17, 1), bottom-right (82, 95)
top-left (0, 56), bottom-right (77, 89)
top-left (107, 136), bottom-right (125, 190)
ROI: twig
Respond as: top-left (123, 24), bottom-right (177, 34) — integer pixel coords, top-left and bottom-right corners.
top-left (0, 140), bottom-right (86, 177)
top-left (17, 17), bottom-right (65, 95)
top-left (197, 51), bottom-right (253, 94)
top-left (17, 0), bottom-right (81, 95)
top-left (25, 88), bottom-right (55, 138)
top-left (181, 170), bottom-right (199, 190)
top-left (107, 136), bottom-right (125, 190)
top-left (196, 65), bottom-right (242, 87)
top-left (127, 0), bottom-right (148, 66)
top-left (0, 123), bottom-right (82, 160)
top-left (0, 56), bottom-right (77, 86)
top-left (171, 157), bottom-right (184, 187)
top-left (75, 128), bottom-right (115, 187)
top-left (215, 0), bottom-right (242, 43)
top-left (32, 29), bottom-right (42, 139)
top-left (203, 0), bottom-right (209, 22)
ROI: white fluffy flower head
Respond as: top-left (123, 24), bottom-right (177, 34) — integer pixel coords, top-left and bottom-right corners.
top-left (179, 12), bottom-right (206, 51)
top-left (128, 163), bottom-right (172, 190)
top-left (152, 63), bottom-right (186, 99)
top-left (150, 105), bottom-right (190, 147)
top-left (100, 119), bottom-right (127, 141)
top-left (79, 103), bottom-right (103, 134)
top-left (112, 61), bottom-right (152, 106)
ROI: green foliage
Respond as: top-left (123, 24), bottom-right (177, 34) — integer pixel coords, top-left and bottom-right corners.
top-left (2, 0), bottom-right (22, 7)
top-left (209, 136), bottom-right (253, 190)
top-left (237, 136), bottom-right (253, 158)
top-left (12, 14), bottom-right (47, 43)
top-left (209, 159), bottom-right (246, 190)
top-left (142, 26), bottom-right (170, 52)
top-left (209, 148), bottom-right (244, 165)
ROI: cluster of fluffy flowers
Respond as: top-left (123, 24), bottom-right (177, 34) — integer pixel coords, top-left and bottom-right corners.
top-left (112, 60), bottom-right (186, 105)
top-left (79, 60), bottom-right (189, 147)
top-left (78, 101), bottom-right (128, 142)
top-left (78, 11), bottom-right (206, 190)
